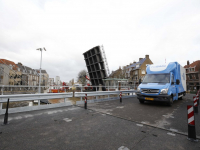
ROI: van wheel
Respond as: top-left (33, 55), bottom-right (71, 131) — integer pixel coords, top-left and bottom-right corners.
top-left (168, 97), bottom-right (173, 106)
top-left (139, 99), bottom-right (144, 103)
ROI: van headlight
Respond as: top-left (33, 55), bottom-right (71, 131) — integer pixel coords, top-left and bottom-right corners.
top-left (160, 89), bottom-right (168, 94)
top-left (137, 87), bottom-right (140, 92)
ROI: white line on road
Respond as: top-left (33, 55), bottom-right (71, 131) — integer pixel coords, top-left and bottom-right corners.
top-left (116, 106), bottom-right (124, 109)
top-left (14, 116), bottom-right (22, 120)
top-left (63, 118), bottom-right (72, 122)
top-left (24, 114), bottom-right (33, 118)
top-left (136, 124), bottom-right (143, 127)
top-left (167, 132), bottom-right (176, 136)
top-left (118, 146), bottom-right (130, 150)
top-left (170, 128), bottom-right (178, 132)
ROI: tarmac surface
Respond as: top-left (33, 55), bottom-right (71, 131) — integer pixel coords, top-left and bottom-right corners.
top-left (0, 94), bottom-right (200, 150)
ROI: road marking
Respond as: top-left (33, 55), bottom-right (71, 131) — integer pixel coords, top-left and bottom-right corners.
top-left (68, 108), bottom-right (78, 111)
top-left (167, 132), bottom-right (176, 136)
top-left (63, 118), bottom-right (72, 122)
top-left (162, 115), bottom-right (169, 118)
top-left (141, 121), bottom-right (148, 124)
top-left (163, 114), bottom-right (174, 119)
top-left (47, 111), bottom-right (58, 114)
top-left (24, 114), bottom-right (33, 118)
top-left (14, 116), bottom-right (22, 120)
top-left (116, 106), bottom-right (124, 109)
top-left (136, 124), bottom-right (143, 127)
top-left (118, 146), bottom-right (130, 150)
top-left (170, 128), bottom-right (178, 132)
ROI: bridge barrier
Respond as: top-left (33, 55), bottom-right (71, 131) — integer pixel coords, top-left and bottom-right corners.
top-left (0, 89), bottom-right (136, 115)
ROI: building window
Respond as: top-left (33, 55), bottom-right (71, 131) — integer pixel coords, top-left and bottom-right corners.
top-left (189, 74), bottom-right (192, 80)
top-left (195, 74), bottom-right (199, 79)
top-left (135, 71), bottom-right (138, 75)
top-left (142, 70), bottom-right (145, 74)
top-left (0, 67), bottom-right (4, 83)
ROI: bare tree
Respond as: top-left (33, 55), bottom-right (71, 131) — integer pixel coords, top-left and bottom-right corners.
top-left (77, 70), bottom-right (87, 85)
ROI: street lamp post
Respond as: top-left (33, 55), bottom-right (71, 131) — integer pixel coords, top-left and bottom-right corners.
top-left (36, 47), bottom-right (46, 93)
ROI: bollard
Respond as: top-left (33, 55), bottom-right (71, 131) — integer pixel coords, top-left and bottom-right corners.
top-left (84, 94), bottom-right (87, 109)
top-left (187, 105), bottom-right (198, 142)
top-left (193, 97), bottom-right (198, 113)
top-left (120, 92), bottom-right (122, 103)
top-left (2, 98), bottom-right (10, 125)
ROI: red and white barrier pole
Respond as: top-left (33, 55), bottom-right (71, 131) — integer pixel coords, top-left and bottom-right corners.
top-left (84, 94), bottom-right (87, 109)
top-left (120, 92), bottom-right (122, 103)
top-left (196, 95), bottom-right (199, 106)
top-left (187, 105), bottom-right (198, 142)
top-left (193, 96), bottom-right (198, 113)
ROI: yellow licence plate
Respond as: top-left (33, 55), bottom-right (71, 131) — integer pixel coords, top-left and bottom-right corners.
top-left (145, 97), bottom-right (154, 101)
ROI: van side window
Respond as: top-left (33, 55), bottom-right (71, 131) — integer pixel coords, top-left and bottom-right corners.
top-left (171, 74), bottom-right (174, 84)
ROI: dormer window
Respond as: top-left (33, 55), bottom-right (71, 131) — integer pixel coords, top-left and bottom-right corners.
top-left (142, 70), bottom-right (145, 74)
top-left (9, 64), bottom-right (13, 69)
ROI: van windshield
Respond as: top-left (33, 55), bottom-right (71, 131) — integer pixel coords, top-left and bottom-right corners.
top-left (142, 74), bottom-right (170, 83)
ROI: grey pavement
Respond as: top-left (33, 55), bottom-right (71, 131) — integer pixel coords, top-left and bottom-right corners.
top-left (82, 94), bottom-right (200, 137)
top-left (0, 94), bottom-right (200, 150)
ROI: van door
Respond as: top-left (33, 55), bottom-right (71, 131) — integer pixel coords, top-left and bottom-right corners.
top-left (171, 73), bottom-right (176, 100)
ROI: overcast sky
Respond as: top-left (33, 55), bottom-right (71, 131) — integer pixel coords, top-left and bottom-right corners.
top-left (1, 0), bottom-right (200, 82)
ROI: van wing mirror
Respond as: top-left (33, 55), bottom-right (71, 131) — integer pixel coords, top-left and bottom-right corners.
top-left (176, 79), bottom-right (180, 85)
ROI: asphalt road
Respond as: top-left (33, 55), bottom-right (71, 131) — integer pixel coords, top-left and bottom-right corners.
top-left (82, 93), bottom-right (200, 137)
top-left (0, 94), bottom-right (200, 150)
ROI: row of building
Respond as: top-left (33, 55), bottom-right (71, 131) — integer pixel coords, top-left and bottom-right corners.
top-left (109, 55), bottom-right (153, 85)
top-left (109, 55), bottom-right (200, 91)
top-left (0, 59), bottom-right (50, 87)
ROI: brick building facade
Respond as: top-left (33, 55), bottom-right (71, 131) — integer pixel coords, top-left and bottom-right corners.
top-left (184, 60), bottom-right (200, 91)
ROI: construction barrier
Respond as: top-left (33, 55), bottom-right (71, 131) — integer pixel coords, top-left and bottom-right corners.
top-left (193, 96), bottom-right (198, 113)
top-left (196, 92), bottom-right (199, 106)
top-left (187, 105), bottom-right (198, 142)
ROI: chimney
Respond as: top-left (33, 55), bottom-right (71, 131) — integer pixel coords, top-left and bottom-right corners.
top-left (18, 62), bottom-right (22, 65)
top-left (139, 58), bottom-right (143, 61)
top-left (145, 55), bottom-right (149, 59)
top-left (187, 60), bottom-right (190, 66)
top-left (133, 61), bottom-right (136, 64)
top-left (119, 66), bottom-right (121, 69)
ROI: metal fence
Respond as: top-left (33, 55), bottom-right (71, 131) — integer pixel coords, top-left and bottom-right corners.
top-left (0, 85), bottom-right (135, 95)
top-left (0, 85), bottom-right (136, 115)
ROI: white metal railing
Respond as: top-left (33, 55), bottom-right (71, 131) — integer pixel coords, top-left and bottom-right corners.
top-left (0, 89), bottom-right (136, 115)
top-left (0, 85), bottom-right (135, 95)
